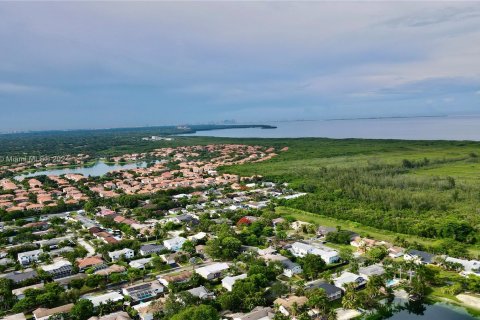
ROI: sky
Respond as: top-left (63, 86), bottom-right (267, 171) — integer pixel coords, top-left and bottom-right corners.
top-left (0, 1), bottom-right (480, 131)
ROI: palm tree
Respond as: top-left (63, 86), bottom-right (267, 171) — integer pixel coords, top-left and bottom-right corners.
top-left (342, 283), bottom-right (358, 310)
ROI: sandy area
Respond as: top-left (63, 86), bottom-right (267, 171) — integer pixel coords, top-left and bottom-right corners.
top-left (456, 294), bottom-right (480, 310)
top-left (336, 308), bottom-right (362, 320)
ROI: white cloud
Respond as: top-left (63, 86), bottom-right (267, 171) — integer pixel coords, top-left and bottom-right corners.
top-left (0, 82), bottom-right (62, 95)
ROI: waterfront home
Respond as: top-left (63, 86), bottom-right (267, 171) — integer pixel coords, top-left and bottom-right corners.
top-left (334, 271), bottom-right (367, 290)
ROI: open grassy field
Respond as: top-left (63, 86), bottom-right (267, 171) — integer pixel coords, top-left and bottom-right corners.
top-left (221, 138), bottom-right (480, 257)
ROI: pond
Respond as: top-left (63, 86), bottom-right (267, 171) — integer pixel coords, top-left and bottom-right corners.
top-left (383, 301), bottom-right (477, 320)
top-left (14, 161), bottom-right (149, 180)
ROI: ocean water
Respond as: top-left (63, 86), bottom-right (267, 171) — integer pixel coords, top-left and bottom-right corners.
top-left (183, 116), bottom-right (480, 140)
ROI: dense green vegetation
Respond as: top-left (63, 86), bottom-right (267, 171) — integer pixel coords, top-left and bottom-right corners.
top-left (223, 138), bottom-right (480, 254)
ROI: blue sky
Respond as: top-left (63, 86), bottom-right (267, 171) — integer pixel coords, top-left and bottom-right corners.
top-left (0, 1), bottom-right (480, 131)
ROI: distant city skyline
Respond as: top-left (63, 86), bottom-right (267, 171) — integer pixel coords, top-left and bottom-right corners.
top-left (1, 2), bottom-right (480, 131)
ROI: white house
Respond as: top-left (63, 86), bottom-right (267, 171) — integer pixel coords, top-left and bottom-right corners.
top-left (446, 257), bottom-right (480, 276)
top-left (41, 260), bottom-right (73, 279)
top-left (195, 263), bottom-right (229, 280)
top-left (83, 291), bottom-right (124, 307)
top-left (12, 283), bottom-right (45, 300)
top-left (282, 260), bottom-right (303, 278)
top-left (129, 257), bottom-right (152, 269)
top-left (333, 271), bottom-right (367, 290)
top-left (187, 232), bottom-right (207, 242)
top-left (222, 274), bottom-right (247, 291)
top-left (290, 242), bottom-right (340, 264)
top-left (358, 264), bottom-right (386, 280)
top-left (108, 248), bottom-right (135, 261)
top-left (262, 254), bottom-right (302, 278)
top-left (18, 249), bottom-right (43, 265)
top-left (163, 237), bottom-right (187, 252)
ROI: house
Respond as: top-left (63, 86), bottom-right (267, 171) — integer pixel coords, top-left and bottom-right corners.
top-left (237, 216), bottom-right (258, 226)
top-left (94, 264), bottom-right (126, 276)
top-left (187, 286), bottom-right (215, 299)
top-left (404, 249), bottom-right (435, 265)
top-left (274, 296), bottom-right (308, 319)
top-left (187, 232), bottom-right (207, 242)
top-left (77, 256), bottom-right (106, 272)
top-left (133, 301), bottom-right (156, 320)
top-left (4, 270), bottom-right (38, 284)
top-left (334, 272), bottom-right (367, 290)
top-left (290, 242), bottom-right (340, 264)
top-left (108, 248), bottom-right (135, 261)
top-left (12, 283), bottom-right (45, 300)
top-left (445, 257), bottom-right (480, 276)
top-left (54, 273), bottom-right (87, 289)
top-left (262, 254), bottom-right (302, 278)
top-left (18, 249), bottom-right (43, 265)
top-left (281, 259), bottom-right (303, 278)
top-left (122, 281), bottom-right (164, 304)
top-left (163, 237), bottom-right (187, 252)
top-left (129, 257), bottom-right (152, 269)
top-left (359, 264), bottom-right (386, 280)
top-left (316, 226), bottom-right (337, 237)
top-left (304, 281), bottom-right (342, 301)
top-left (33, 303), bottom-right (74, 320)
top-left (350, 236), bottom-right (377, 251)
top-left (157, 270), bottom-right (192, 287)
top-left (41, 260), bottom-right (73, 279)
top-left (139, 244), bottom-right (165, 256)
top-left (388, 246), bottom-right (404, 258)
top-left (84, 291), bottom-right (124, 307)
top-left (230, 306), bottom-right (274, 320)
top-left (195, 263), bottom-right (229, 280)
top-left (222, 274), bottom-right (247, 291)
top-left (89, 311), bottom-right (131, 320)
top-left (257, 247), bottom-right (277, 256)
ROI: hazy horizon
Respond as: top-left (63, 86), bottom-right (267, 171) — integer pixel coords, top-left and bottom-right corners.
top-left (1, 2), bottom-right (480, 131)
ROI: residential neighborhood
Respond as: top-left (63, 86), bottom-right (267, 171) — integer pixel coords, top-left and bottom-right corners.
top-left (0, 144), bottom-right (479, 320)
